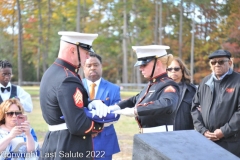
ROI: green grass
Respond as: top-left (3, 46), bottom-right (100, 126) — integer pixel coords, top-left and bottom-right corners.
top-left (23, 86), bottom-right (140, 143)
top-left (23, 86), bottom-right (139, 99)
top-left (22, 86), bottom-right (40, 96)
top-left (120, 91), bottom-right (138, 99)
top-left (114, 116), bottom-right (139, 135)
top-left (26, 98), bottom-right (48, 142)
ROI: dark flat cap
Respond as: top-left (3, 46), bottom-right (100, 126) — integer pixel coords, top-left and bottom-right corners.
top-left (208, 49), bottom-right (231, 59)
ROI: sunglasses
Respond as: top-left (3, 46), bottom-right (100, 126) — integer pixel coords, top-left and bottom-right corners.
top-left (5, 111), bottom-right (22, 117)
top-left (166, 67), bottom-right (181, 72)
top-left (210, 60), bottom-right (229, 65)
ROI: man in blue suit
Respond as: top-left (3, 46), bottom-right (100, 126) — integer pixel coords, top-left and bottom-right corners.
top-left (83, 52), bottom-right (120, 160)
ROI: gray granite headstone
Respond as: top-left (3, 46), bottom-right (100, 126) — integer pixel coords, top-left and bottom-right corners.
top-left (132, 130), bottom-right (239, 160)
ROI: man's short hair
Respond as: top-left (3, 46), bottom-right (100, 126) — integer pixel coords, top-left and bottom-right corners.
top-left (89, 52), bottom-right (102, 64)
top-left (0, 60), bottom-right (12, 69)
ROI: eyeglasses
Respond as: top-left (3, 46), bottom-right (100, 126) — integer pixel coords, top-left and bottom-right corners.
top-left (210, 60), bottom-right (229, 65)
top-left (166, 67), bottom-right (181, 72)
top-left (5, 111), bottom-right (22, 117)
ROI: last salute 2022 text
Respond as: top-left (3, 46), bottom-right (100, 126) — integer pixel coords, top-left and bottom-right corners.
top-left (43, 151), bottom-right (106, 158)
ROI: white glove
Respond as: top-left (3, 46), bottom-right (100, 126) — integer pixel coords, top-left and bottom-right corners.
top-left (108, 105), bottom-right (121, 112)
top-left (88, 100), bottom-right (110, 118)
top-left (112, 107), bottom-right (136, 117)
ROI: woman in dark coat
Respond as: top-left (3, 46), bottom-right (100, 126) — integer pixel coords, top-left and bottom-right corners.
top-left (167, 58), bottom-right (196, 130)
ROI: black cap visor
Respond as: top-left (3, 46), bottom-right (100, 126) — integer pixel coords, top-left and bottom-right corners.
top-left (79, 43), bottom-right (95, 53)
top-left (61, 40), bottom-right (95, 53)
top-left (134, 56), bottom-right (155, 67)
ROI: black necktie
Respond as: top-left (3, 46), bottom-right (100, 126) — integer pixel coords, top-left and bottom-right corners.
top-left (1, 87), bottom-right (10, 92)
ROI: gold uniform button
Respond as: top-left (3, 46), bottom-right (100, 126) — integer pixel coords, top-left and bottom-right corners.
top-left (83, 136), bottom-right (86, 139)
top-left (99, 127), bottom-right (101, 130)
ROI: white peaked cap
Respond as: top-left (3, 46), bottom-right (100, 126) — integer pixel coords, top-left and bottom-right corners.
top-left (132, 45), bottom-right (170, 58)
top-left (58, 31), bottom-right (98, 46)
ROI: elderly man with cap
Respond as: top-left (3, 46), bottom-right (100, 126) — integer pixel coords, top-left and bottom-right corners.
top-left (191, 49), bottom-right (240, 157)
top-left (40, 31), bottom-right (110, 160)
top-left (111, 45), bottom-right (180, 133)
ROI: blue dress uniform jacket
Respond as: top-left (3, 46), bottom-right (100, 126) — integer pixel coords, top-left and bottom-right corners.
top-left (82, 78), bottom-right (120, 159)
top-left (191, 70), bottom-right (240, 157)
top-left (118, 73), bottom-right (179, 129)
top-left (40, 58), bottom-right (104, 160)
top-left (174, 83), bottom-right (196, 130)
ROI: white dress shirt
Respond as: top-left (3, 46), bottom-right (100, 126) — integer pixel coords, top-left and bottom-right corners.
top-left (0, 82), bottom-right (33, 112)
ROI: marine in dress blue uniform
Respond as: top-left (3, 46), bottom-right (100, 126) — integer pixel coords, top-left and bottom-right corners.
top-left (112, 45), bottom-right (180, 133)
top-left (40, 32), bottom-right (109, 160)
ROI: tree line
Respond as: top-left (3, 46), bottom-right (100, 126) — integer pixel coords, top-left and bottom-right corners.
top-left (0, 0), bottom-right (239, 85)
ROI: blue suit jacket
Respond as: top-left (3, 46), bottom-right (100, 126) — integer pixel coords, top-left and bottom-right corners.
top-left (82, 78), bottom-right (121, 156)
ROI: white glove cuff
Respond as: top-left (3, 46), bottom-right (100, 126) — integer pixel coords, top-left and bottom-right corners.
top-left (113, 105), bottom-right (121, 111)
top-left (134, 107), bottom-right (138, 116)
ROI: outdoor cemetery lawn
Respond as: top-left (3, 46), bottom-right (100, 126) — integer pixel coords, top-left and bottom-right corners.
top-left (23, 87), bottom-right (139, 160)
